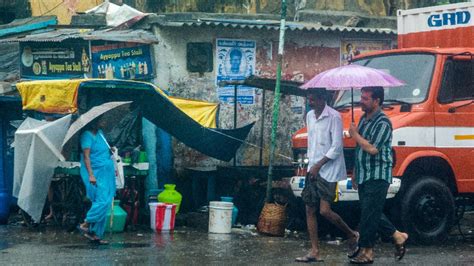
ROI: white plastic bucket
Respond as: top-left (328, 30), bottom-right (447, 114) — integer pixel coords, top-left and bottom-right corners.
top-left (208, 201), bottom-right (233, 234)
top-left (149, 202), bottom-right (176, 232)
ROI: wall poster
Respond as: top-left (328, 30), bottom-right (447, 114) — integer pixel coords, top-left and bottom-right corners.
top-left (340, 40), bottom-right (392, 65)
top-left (216, 38), bottom-right (256, 105)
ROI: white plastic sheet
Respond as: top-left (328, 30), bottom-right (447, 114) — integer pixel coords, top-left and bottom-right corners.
top-left (86, 2), bottom-right (145, 27)
top-left (13, 115), bottom-right (71, 222)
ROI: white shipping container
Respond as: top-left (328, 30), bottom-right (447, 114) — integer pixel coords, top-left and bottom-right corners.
top-left (397, 2), bottom-right (474, 48)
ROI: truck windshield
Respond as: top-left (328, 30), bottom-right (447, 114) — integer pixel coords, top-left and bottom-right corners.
top-left (334, 53), bottom-right (435, 107)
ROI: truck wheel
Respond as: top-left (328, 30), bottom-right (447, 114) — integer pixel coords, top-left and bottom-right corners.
top-left (401, 177), bottom-right (454, 244)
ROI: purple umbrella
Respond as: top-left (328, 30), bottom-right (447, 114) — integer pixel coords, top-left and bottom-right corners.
top-left (301, 64), bottom-right (405, 121)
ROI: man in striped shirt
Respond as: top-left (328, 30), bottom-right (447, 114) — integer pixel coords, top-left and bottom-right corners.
top-left (348, 86), bottom-right (408, 264)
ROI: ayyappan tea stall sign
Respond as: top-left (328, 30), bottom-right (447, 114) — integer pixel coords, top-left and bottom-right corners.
top-left (91, 43), bottom-right (153, 80)
top-left (20, 42), bottom-right (90, 79)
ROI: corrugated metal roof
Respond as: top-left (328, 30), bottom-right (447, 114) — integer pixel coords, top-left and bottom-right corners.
top-left (0, 28), bottom-right (159, 44)
top-left (159, 18), bottom-right (396, 35)
top-left (84, 29), bottom-right (159, 43)
top-left (0, 16), bottom-right (57, 38)
top-left (0, 43), bottom-right (19, 82)
top-left (1, 28), bottom-right (87, 42)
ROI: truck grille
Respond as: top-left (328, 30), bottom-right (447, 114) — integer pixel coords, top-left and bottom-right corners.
top-left (292, 148), bottom-right (356, 175)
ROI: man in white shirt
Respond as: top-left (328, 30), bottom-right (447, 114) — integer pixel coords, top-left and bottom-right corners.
top-left (296, 88), bottom-right (359, 263)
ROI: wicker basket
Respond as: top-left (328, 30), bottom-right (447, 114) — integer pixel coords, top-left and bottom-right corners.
top-left (257, 202), bottom-right (287, 237)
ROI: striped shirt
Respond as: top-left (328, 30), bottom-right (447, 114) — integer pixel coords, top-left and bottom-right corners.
top-left (355, 109), bottom-right (393, 184)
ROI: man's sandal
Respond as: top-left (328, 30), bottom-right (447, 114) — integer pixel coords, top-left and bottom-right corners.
top-left (349, 255), bottom-right (374, 264)
top-left (295, 255), bottom-right (324, 263)
top-left (395, 242), bottom-right (407, 261)
top-left (76, 225), bottom-right (96, 241)
top-left (90, 239), bottom-right (109, 245)
top-left (347, 232), bottom-right (360, 258)
top-left (347, 246), bottom-right (360, 259)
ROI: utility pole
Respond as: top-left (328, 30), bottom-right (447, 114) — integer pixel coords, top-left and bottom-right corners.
top-left (265, 0), bottom-right (287, 203)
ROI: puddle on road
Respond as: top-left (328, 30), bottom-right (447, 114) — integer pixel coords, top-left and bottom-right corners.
top-left (63, 243), bottom-right (150, 250)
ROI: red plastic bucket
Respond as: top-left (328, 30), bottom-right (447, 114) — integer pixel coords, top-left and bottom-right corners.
top-left (149, 203), bottom-right (176, 232)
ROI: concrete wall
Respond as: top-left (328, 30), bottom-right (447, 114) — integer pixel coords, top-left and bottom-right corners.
top-left (10, 0), bottom-right (468, 27)
top-left (29, 0), bottom-right (104, 25)
top-left (134, 0), bottom-right (468, 17)
top-left (151, 25), bottom-right (395, 169)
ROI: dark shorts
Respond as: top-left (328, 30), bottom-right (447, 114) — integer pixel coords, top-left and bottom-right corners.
top-left (301, 174), bottom-right (337, 207)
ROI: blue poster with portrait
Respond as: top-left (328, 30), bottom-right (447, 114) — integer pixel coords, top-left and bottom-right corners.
top-left (216, 39), bottom-right (256, 105)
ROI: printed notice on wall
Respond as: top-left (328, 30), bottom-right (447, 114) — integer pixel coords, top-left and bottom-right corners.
top-left (216, 39), bottom-right (256, 105)
top-left (340, 40), bottom-right (392, 65)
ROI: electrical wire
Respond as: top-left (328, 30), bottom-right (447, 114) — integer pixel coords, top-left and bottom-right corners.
top-left (38, 0), bottom-right (64, 16)
top-left (19, 0), bottom-right (65, 26)
top-left (207, 127), bottom-right (293, 161)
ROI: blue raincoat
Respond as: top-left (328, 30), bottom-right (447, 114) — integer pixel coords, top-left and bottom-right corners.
top-left (80, 130), bottom-right (116, 238)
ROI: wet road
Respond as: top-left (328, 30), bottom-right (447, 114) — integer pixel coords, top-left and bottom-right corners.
top-left (1, 214), bottom-right (474, 265)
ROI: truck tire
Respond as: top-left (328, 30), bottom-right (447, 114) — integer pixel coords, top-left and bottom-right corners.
top-left (401, 177), bottom-right (454, 244)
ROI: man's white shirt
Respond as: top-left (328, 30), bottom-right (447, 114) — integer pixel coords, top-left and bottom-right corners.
top-left (306, 105), bottom-right (346, 182)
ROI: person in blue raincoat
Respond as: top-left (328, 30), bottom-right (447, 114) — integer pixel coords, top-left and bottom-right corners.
top-left (77, 116), bottom-right (115, 244)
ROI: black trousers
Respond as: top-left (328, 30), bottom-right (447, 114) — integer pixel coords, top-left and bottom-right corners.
top-left (358, 179), bottom-right (396, 248)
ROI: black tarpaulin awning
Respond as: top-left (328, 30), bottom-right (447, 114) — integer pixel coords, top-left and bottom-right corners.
top-left (140, 91), bottom-right (254, 162)
top-left (219, 75), bottom-right (305, 96)
top-left (77, 80), bottom-right (253, 162)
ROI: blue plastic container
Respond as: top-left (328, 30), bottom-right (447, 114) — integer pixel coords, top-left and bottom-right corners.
top-left (299, 177), bottom-right (305, 188)
top-left (0, 120), bottom-right (9, 224)
top-left (346, 179), bottom-right (353, 190)
top-left (0, 189), bottom-right (10, 224)
top-left (0, 97), bottom-right (22, 211)
top-left (220, 196), bottom-right (238, 226)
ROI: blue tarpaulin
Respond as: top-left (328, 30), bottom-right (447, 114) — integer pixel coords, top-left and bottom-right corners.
top-left (0, 96), bottom-right (22, 206)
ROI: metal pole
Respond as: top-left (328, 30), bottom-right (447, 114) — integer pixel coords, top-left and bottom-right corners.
top-left (265, 0), bottom-right (287, 203)
top-left (234, 85), bottom-right (238, 129)
top-left (233, 84), bottom-right (238, 167)
top-left (258, 89), bottom-right (266, 167)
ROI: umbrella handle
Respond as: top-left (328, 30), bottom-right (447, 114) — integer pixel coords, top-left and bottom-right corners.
top-left (351, 87), bottom-right (354, 122)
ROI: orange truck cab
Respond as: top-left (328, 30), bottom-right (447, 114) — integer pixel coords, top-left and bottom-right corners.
top-left (291, 2), bottom-right (474, 244)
